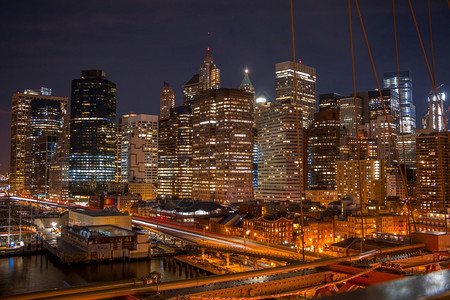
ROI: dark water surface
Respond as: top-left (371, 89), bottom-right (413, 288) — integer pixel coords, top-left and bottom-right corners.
top-left (0, 254), bottom-right (190, 297)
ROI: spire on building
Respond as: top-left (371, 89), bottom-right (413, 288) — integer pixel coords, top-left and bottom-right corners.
top-left (199, 47), bottom-right (220, 91)
top-left (239, 67), bottom-right (255, 94)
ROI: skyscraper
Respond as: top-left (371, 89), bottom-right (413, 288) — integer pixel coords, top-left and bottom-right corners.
top-left (383, 71), bottom-right (415, 134)
top-left (192, 88), bottom-right (254, 204)
top-left (318, 93), bottom-right (343, 112)
top-left (119, 114), bottom-right (158, 184)
top-left (160, 82), bottom-right (175, 119)
top-left (368, 89), bottom-right (400, 167)
top-left (256, 102), bottom-right (307, 202)
top-left (307, 109), bottom-right (340, 190)
top-left (182, 74), bottom-right (200, 107)
top-left (239, 68), bottom-right (257, 190)
top-left (384, 72), bottom-right (416, 168)
top-left (158, 106), bottom-right (193, 200)
top-left (336, 159), bottom-right (385, 204)
top-left (423, 85), bottom-right (447, 132)
top-left (198, 48), bottom-right (220, 92)
top-left (69, 70), bottom-right (116, 202)
top-left (416, 130), bottom-right (449, 214)
top-left (275, 61), bottom-right (316, 128)
top-left (9, 88), bottom-right (68, 195)
top-left (339, 95), bottom-right (365, 136)
top-left (240, 68), bottom-right (255, 94)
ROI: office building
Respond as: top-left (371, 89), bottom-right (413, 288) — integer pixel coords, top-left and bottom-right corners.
top-left (275, 61), bottom-right (316, 128)
top-left (318, 93), bottom-right (343, 112)
top-left (182, 74), bottom-right (199, 108)
top-left (10, 88), bottom-right (68, 194)
top-left (256, 102), bottom-right (307, 202)
top-left (336, 159), bottom-right (385, 205)
top-left (416, 130), bottom-right (449, 214)
top-left (339, 95), bottom-right (365, 136)
top-left (119, 114), bottom-right (158, 184)
top-left (198, 47), bottom-right (220, 91)
top-left (307, 109), bottom-right (340, 190)
top-left (368, 89), bottom-right (400, 167)
top-left (49, 115), bottom-right (70, 201)
top-left (192, 88), bottom-right (254, 204)
top-left (160, 82), bottom-right (175, 119)
top-left (383, 72), bottom-right (415, 134)
top-left (423, 85), bottom-right (447, 132)
top-left (158, 106), bottom-right (193, 200)
top-left (384, 72), bottom-right (416, 168)
top-left (69, 70), bottom-right (116, 201)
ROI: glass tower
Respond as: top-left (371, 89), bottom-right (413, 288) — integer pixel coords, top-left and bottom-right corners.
top-left (69, 70), bottom-right (116, 201)
top-left (383, 71), bottom-right (415, 134)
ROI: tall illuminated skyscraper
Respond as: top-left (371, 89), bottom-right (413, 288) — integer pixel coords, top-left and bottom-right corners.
top-left (158, 106), bottom-right (192, 200)
top-left (256, 102), bottom-right (307, 202)
top-left (368, 89), bottom-right (400, 167)
top-left (275, 61), bottom-right (316, 128)
top-left (198, 47), bottom-right (220, 91)
top-left (10, 88), bottom-right (68, 195)
top-left (160, 82), bottom-right (175, 119)
top-left (192, 88), bottom-right (254, 204)
top-left (423, 85), bottom-right (447, 132)
top-left (307, 109), bottom-right (340, 190)
top-left (69, 70), bottom-right (116, 202)
top-left (383, 72), bottom-right (415, 134)
top-left (384, 72), bottom-right (416, 167)
top-left (318, 93), bottom-right (343, 112)
top-left (119, 114), bottom-right (158, 183)
top-left (416, 130), bottom-right (449, 214)
top-left (182, 74), bottom-right (199, 107)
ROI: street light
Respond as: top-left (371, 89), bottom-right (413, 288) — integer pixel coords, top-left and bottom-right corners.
top-left (244, 230), bottom-right (250, 251)
top-left (203, 226), bottom-right (209, 237)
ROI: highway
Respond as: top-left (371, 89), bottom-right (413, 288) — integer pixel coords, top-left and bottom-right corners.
top-left (10, 196), bottom-right (317, 262)
top-left (132, 216), bottom-right (318, 262)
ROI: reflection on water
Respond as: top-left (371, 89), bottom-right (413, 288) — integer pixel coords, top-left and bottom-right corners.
top-left (0, 254), bottom-right (194, 297)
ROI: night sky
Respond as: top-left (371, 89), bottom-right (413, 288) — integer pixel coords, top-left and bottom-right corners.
top-left (0, 0), bottom-right (449, 174)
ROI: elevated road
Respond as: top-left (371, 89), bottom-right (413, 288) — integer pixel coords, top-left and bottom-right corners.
top-left (133, 216), bottom-right (319, 262)
top-left (10, 196), bottom-right (318, 262)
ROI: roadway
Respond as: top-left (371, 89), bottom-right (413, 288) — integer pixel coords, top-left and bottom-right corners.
top-left (132, 216), bottom-right (319, 262)
top-left (10, 196), bottom-right (318, 262)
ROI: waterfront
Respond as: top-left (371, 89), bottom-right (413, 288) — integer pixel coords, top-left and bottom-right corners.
top-left (0, 254), bottom-right (199, 297)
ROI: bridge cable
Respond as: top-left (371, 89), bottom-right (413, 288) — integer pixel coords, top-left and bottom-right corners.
top-left (347, 0), bottom-right (365, 252)
top-left (391, 0), bottom-right (416, 238)
top-left (408, 0), bottom-right (449, 232)
top-left (290, 0), bottom-right (306, 262)
top-left (353, 0), bottom-right (414, 236)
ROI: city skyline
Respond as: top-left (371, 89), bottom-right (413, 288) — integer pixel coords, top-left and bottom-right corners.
top-left (1, 1), bottom-right (449, 173)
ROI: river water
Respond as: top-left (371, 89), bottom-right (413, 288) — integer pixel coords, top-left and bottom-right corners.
top-left (0, 254), bottom-right (195, 297)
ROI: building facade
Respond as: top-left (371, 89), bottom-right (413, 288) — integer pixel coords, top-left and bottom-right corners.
top-left (69, 70), bottom-right (116, 201)
top-left (158, 106), bottom-right (193, 200)
top-left (256, 102), bottom-right (307, 202)
top-left (307, 109), bottom-right (340, 190)
top-left (416, 130), bottom-right (449, 214)
top-left (160, 82), bottom-right (175, 119)
top-left (192, 88), bottom-right (254, 204)
top-left (275, 61), bottom-right (316, 128)
top-left (10, 88), bottom-right (68, 195)
top-left (119, 114), bottom-right (158, 184)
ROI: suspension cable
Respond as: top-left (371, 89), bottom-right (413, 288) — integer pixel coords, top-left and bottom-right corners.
top-left (348, 0), bottom-right (365, 251)
top-left (407, 0), bottom-right (449, 139)
top-left (354, 0), bottom-right (414, 236)
top-left (290, 0), bottom-right (305, 262)
top-left (391, 0), bottom-right (415, 238)
top-left (408, 0), bottom-right (448, 232)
